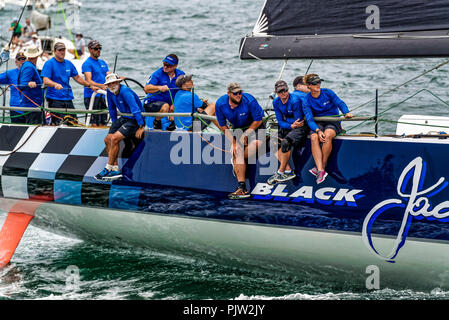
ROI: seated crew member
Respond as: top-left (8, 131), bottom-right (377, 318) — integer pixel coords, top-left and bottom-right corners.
top-left (215, 82), bottom-right (265, 199)
top-left (302, 74), bottom-right (353, 184)
top-left (68, 33), bottom-right (85, 58)
top-left (143, 54), bottom-right (184, 131)
top-left (0, 52), bottom-right (26, 123)
top-left (173, 74), bottom-right (217, 131)
top-left (291, 76), bottom-right (310, 100)
top-left (267, 80), bottom-right (308, 185)
top-left (41, 42), bottom-right (92, 125)
top-left (18, 46), bottom-right (43, 124)
top-left (95, 73), bottom-right (146, 181)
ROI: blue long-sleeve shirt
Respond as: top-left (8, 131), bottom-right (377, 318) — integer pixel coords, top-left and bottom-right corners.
top-left (0, 68), bottom-right (20, 107)
top-left (302, 88), bottom-right (349, 132)
top-left (106, 84), bottom-right (145, 126)
top-left (18, 61), bottom-right (43, 108)
top-left (272, 93), bottom-right (304, 130)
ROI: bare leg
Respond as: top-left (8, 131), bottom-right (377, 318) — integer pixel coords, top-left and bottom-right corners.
top-left (310, 133), bottom-right (324, 171)
top-left (278, 149), bottom-right (292, 172)
top-left (321, 129), bottom-right (336, 169)
top-left (107, 131), bottom-right (125, 166)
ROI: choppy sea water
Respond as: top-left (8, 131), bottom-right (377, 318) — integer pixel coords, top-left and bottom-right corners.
top-left (0, 0), bottom-right (449, 301)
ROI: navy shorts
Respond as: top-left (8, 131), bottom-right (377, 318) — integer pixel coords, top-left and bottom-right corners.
top-left (144, 100), bottom-right (167, 113)
top-left (310, 121), bottom-right (343, 136)
top-left (47, 98), bottom-right (76, 126)
top-left (109, 117), bottom-right (139, 138)
top-left (278, 126), bottom-right (308, 149)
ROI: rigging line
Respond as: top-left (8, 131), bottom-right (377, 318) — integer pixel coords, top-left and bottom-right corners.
top-left (349, 58), bottom-right (449, 113)
top-left (58, 2), bottom-right (78, 60)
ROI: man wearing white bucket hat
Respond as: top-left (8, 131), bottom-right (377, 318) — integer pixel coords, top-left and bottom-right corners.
top-left (95, 73), bottom-right (146, 181)
top-left (17, 45), bottom-right (43, 124)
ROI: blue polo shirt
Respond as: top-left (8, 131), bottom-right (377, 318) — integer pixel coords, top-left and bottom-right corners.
top-left (215, 93), bottom-right (264, 129)
top-left (41, 57), bottom-right (78, 101)
top-left (173, 89), bottom-right (204, 129)
top-left (0, 68), bottom-right (20, 107)
top-left (143, 67), bottom-right (185, 104)
top-left (18, 61), bottom-right (43, 108)
top-left (272, 93), bottom-right (304, 130)
top-left (302, 88), bottom-right (350, 132)
top-left (107, 84), bottom-right (145, 126)
top-left (292, 90), bottom-right (308, 101)
top-left (82, 57), bottom-right (109, 98)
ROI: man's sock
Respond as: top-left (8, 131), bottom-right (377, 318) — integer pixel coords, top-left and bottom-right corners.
top-left (106, 164), bottom-right (114, 171)
top-left (112, 165), bottom-right (119, 172)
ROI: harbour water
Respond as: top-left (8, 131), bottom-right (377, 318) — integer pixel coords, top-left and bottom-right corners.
top-left (1, 0), bottom-right (449, 300)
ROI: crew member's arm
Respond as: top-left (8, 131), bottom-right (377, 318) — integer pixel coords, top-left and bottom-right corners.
top-left (83, 72), bottom-right (107, 90)
top-left (123, 90), bottom-right (146, 138)
top-left (43, 77), bottom-right (63, 90)
top-left (329, 89), bottom-right (353, 118)
top-left (106, 91), bottom-right (118, 123)
top-left (143, 73), bottom-right (169, 93)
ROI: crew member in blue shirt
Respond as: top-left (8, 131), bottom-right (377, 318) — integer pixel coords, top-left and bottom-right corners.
top-left (173, 74), bottom-right (217, 131)
top-left (302, 74), bottom-right (353, 184)
top-left (18, 46), bottom-right (44, 124)
top-left (82, 40), bottom-right (110, 126)
top-left (143, 54), bottom-right (184, 131)
top-left (0, 52), bottom-right (26, 123)
top-left (267, 80), bottom-right (308, 186)
top-left (215, 82), bottom-right (265, 199)
top-left (291, 76), bottom-right (309, 100)
top-left (41, 42), bottom-right (92, 125)
top-left (95, 73), bottom-right (145, 181)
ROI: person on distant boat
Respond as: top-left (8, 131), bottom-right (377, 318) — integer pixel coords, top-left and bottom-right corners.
top-left (68, 33), bottom-right (85, 58)
top-left (22, 18), bottom-right (37, 43)
top-left (95, 73), bottom-right (146, 181)
top-left (17, 46), bottom-right (43, 124)
top-left (291, 76), bottom-right (310, 100)
top-left (267, 80), bottom-right (308, 185)
top-left (25, 34), bottom-right (42, 51)
top-left (173, 74), bottom-right (217, 131)
top-left (41, 42), bottom-right (93, 125)
top-left (82, 40), bottom-right (110, 127)
top-left (143, 54), bottom-right (185, 131)
top-left (0, 52), bottom-right (26, 123)
top-left (8, 18), bottom-right (22, 38)
top-left (215, 82), bottom-right (265, 199)
top-left (302, 74), bottom-right (353, 184)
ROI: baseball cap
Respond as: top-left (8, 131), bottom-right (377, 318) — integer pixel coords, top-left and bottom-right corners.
top-left (54, 42), bottom-right (66, 51)
top-left (162, 55), bottom-right (178, 66)
top-left (15, 52), bottom-right (26, 60)
top-left (88, 40), bottom-right (101, 49)
top-left (274, 80), bottom-right (288, 93)
top-left (227, 82), bottom-right (242, 93)
top-left (175, 74), bottom-right (193, 88)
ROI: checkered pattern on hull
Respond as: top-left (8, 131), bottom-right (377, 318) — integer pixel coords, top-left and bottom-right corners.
top-left (0, 125), bottom-right (139, 209)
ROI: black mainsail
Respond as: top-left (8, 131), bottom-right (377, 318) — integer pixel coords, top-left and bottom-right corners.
top-left (239, 0), bottom-right (449, 59)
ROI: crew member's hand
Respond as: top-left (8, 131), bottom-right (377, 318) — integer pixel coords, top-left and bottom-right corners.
top-left (91, 85), bottom-right (100, 93)
top-left (344, 112), bottom-right (354, 118)
top-left (291, 119), bottom-right (304, 129)
top-left (202, 99), bottom-right (208, 105)
top-left (135, 126), bottom-right (145, 139)
top-left (54, 83), bottom-right (63, 90)
top-left (160, 85), bottom-right (169, 92)
top-left (28, 81), bottom-right (36, 88)
top-left (318, 130), bottom-right (326, 143)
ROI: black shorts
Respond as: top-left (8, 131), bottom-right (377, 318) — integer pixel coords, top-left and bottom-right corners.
top-left (109, 117), bottom-right (139, 138)
top-left (278, 126), bottom-right (308, 149)
top-left (310, 121), bottom-right (343, 136)
top-left (47, 98), bottom-right (76, 125)
top-left (84, 96), bottom-right (108, 126)
top-left (144, 100), bottom-right (167, 113)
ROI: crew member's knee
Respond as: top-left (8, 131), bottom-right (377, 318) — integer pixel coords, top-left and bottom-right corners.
top-left (280, 138), bottom-right (292, 153)
top-left (161, 103), bottom-right (170, 113)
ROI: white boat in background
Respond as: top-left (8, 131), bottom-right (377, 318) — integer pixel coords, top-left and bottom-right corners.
top-left (0, 0), bottom-right (5, 11)
top-left (4, 0), bottom-right (81, 10)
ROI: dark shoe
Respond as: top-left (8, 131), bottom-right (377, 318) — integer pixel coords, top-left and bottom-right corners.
top-left (166, 121), bottom-right (176, 131)
top-left (228, 187), bottom-right (251, 200)
top-left (153, 119), bottom-right (162, 130)
top-left (94, 168), bottom-right (110, 181)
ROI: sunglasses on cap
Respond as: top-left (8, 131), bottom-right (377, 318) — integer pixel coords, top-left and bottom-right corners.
top-left (309, 80), bottom-right (322, 85)
top-left (230, 90), bottom-right (243, 96)
top-left (276, 88), bottom-right (288, 94)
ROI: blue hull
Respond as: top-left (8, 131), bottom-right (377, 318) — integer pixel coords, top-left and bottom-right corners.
top-left (1, 124), bottom-right (449, 270)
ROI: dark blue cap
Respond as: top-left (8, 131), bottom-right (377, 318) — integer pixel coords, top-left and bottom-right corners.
top-left (162, 55), bottom-right (178, 66)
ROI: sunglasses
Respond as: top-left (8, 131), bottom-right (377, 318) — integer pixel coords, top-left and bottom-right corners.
top-left (276, 89), bottom-right (288, 94)
top-left (163, 63), bottom-right (174, 68)
top-left (92, 47), bottom-right (102, 51)
top-left (16, 57), bottom-right (26, 61)
top-left (230, 90), bottom-right (243, 96)
top-left (56, 48), bottom-right (66, 52)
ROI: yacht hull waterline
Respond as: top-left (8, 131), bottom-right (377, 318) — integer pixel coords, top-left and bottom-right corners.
top-left (1, 124), bottom-right (449, 289)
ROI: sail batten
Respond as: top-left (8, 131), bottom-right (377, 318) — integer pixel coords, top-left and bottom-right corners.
top-left (240, 0), bottom-right (449, 59)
